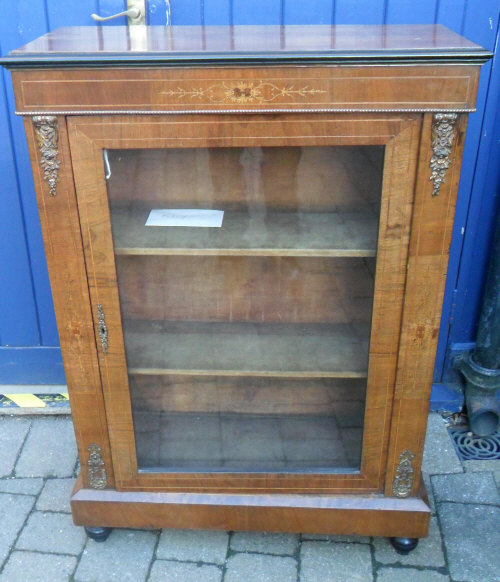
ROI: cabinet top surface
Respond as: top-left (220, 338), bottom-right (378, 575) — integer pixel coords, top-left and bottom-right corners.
top-left (1, 25), bottom-right (491, 68)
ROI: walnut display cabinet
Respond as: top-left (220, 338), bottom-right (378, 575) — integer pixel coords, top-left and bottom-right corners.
top-left (1, 25), bottom-right (491, 551)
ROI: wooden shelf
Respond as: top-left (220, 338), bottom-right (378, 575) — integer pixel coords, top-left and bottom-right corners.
top-left (111, 206), bottom-right (378, 257)
top-left (124, 320), bottom-right (369, 377)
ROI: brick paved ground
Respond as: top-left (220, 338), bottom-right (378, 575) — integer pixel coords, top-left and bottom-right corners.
top-left (0, 412), bottom-right (499, 582)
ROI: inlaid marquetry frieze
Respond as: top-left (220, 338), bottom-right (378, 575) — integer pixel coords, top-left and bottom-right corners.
top-left (15, 67), bottom-right (477, 113)
top-left (160, 81), bottom-right (326, 104)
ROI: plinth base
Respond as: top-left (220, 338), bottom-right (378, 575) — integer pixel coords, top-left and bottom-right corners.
top-left (71, 475), bottom-right (430, 540)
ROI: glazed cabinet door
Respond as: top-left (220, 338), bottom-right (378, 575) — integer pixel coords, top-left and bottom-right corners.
top-left (68, 112), bottom-right (421, 494)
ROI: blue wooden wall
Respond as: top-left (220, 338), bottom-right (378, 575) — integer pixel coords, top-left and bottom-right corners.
top-left (1, 1), bottom-right (499, 393)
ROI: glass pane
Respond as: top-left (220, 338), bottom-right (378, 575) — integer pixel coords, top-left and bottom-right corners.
top-left (105, 146), bottom-right (384, 473)
top-left (131, 377), bottom-right (365, 471)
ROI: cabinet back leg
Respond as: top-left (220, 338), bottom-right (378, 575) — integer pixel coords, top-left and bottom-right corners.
top-left (85, 526), bottom-right (113, 542)
top-left (390, 537), bottom-right (419, 554)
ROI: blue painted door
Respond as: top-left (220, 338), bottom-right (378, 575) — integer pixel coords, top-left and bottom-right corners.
top-left (1, 1), bottom-right (499, 390)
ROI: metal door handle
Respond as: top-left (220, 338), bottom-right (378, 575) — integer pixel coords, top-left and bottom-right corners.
top-left (91, 0), bottom-right (145, 25)
top-left (91, 8), bottom-right (141, 22)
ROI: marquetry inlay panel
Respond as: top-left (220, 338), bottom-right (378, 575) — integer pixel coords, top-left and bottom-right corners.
top-left (13, 66), bottom-right (479, 113)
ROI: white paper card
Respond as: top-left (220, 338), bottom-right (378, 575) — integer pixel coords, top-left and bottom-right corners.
top-left (145, 209), bottom-right (224, 228)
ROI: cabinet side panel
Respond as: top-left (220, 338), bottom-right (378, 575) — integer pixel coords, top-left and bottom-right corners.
top-left (384, 113), bottom-right (467, 497)
top-left (23, 116), bottom-right (115, 488)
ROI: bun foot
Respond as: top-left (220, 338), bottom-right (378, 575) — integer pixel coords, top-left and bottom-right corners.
top-left (390, 537), bottom-right (419, 554)
top-left (84, 526), bottom-right (112, 542)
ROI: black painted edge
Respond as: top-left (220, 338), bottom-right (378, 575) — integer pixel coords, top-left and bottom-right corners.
top-left (0, 49), bottom-right (493, 69)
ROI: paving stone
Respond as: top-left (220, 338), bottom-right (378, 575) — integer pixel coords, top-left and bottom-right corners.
top-left (1, 550), bottom-right (77, 582)
top-left (463, 459), bottom-right (500, 474)
top-left (16, 511), bottom-right (86, 556)
top-left (461, 460), bottom-right (500, 499)
top-left (373, 516), bottom-right (444, 568)
top-left (15, 417), bottom-right (77, 478)
top-left (0, 477), bottom-right (43, 496)
top-left (422, 413), bottom-right (463, 475)
top-left (300, 541), bottom-right (372, 581)
top-left (0, 493), bottom-right (35, 568)
top-left (36, 478), bottom-right (75, 512)
top-left (230, 531), bottom-right (298, 555)
top-left (0, 417), bottom-right (31, 477)
top-left (438, 502), bottom-right (500, 582)
top-left (301, 533), bottom-right (370, 543)
top-left (148, 560), bottom-right (222, 582)
top-left (463, 460), bottom-right (500, 496)
top-left (75, 529), bottom-right (157, 582)
top-left (377, 567), bottom-right (450, 582)
top-left (432, 472), bottom-right (500, 504)
top-left (157, 529), bottom-right (228, 564)
top-left (225, 553), bottom-right (297, 582)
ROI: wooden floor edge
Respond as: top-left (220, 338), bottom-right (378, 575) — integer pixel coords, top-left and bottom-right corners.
top-left (70, 477), bottom-right (431, 538)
